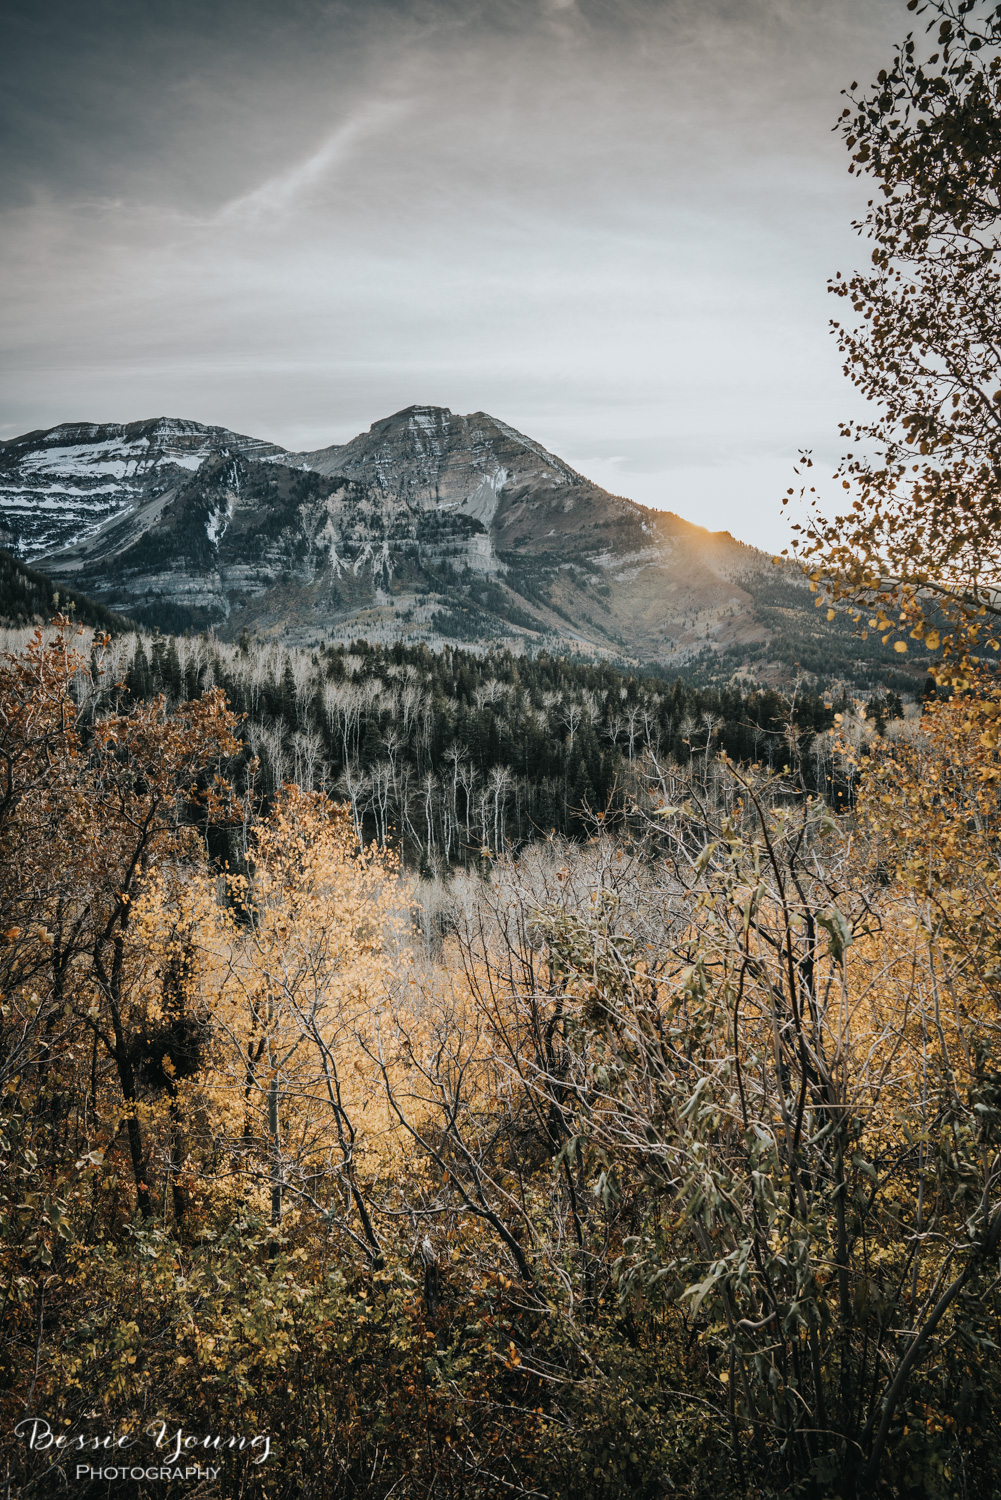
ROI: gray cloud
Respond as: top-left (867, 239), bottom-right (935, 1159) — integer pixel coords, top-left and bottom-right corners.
top-left (0, 0), bottom-right (907, 548)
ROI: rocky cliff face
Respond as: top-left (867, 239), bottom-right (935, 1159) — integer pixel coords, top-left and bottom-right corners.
top-left (38, 448), bottom-right (504, 638)
top-left (302, 406), bottom-right (586, 526)
top-left (1, 404), bottom-right (820, 672)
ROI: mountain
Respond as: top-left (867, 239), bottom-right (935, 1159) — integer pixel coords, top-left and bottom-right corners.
top-left (0, 406), bottom-right (909, 683)
top-left (0, 417), bottom-right (287, 558)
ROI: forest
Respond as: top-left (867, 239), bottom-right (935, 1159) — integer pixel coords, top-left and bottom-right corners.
top-left (115, 629), bottom-right (857, 868)
top-left (5, 2), bottom-right (1001, 1497)
top-left (0, 613), bottom-right (993, 1500)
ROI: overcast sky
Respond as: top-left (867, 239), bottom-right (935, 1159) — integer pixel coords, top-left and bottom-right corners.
top-left (0, 0), bottom-right (907, 549)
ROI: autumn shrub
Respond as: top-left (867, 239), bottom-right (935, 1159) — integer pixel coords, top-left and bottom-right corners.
top-left (6, 620), bottom-right (1001, 1499)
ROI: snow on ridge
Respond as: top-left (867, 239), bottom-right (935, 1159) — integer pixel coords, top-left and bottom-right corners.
top-left (0, 483), bottom-right (124, 497)
top-left (19, 438), bottom-right (219, 479)
top-left (486, 416), bottom-right (579, 483)
top-left (0, 418), bottom-right (292, 564)
top-left (19, 443), bottom-right (150, 479)
top-left (0, 497), bottom-right (121, 514)
top-left (6, 418), bottom-right (291, 474)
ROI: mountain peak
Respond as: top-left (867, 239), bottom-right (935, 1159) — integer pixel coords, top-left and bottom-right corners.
top-left (295, 406), bottom-right (584, 510)
top-left (384, 403), bottom-right (455, 422)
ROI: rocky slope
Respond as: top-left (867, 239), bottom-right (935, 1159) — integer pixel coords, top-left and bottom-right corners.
top-left (30, 450), bottom-right (504, 639)
top-left (0, 405), bottom-right (889, 679)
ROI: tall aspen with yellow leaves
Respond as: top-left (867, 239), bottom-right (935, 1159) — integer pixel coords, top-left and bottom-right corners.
top-left (213, 786), bottom-right (406, 1254)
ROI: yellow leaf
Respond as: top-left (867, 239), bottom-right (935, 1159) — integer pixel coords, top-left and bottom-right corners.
top-left (894, 641), bottom-right (908, 653)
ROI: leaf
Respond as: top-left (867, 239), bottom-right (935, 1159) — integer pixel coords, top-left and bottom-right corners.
top-left (683, 1265), bottom-right (722, 1315)
top-left (816, 908), bottom-right (853, 962)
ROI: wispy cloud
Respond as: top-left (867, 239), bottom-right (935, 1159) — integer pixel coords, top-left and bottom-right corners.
top-left (0, 0), bottom-right (902, 549)
top-left (217, 97), bottom-right (414, 225)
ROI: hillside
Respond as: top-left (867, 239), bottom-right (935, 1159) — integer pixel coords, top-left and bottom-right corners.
top-left (0, 549), bottom-right (133, 632)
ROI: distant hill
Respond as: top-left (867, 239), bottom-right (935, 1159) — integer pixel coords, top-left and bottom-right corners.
top-left (0, 406), bottom-right (917, 685)
top-left (0, 549), bottom-right (133, 632)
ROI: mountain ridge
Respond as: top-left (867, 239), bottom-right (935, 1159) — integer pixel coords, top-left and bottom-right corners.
top-left (0, 404), bottom-right (902, 683)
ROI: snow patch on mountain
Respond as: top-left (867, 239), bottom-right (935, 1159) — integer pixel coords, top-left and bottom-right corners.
top-left (206, 498), bottom-right (233, 548)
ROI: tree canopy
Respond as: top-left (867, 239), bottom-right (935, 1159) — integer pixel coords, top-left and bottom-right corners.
top-left (791, 0), bottom-right (1001, 676)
